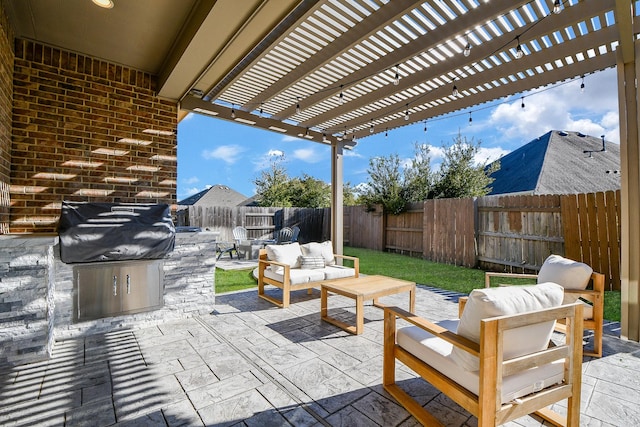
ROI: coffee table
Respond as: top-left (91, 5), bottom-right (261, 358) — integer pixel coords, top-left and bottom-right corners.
top-left (320, 275), bottom-right (416, 335)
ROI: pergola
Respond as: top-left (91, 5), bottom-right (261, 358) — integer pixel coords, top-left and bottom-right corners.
top-left (6, 0), bottom-right (640, 340)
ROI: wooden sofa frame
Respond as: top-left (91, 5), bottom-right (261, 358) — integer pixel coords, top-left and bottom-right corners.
top-left (383, 301), bottom-right (583, 427)
top-left (257, 248), bottom-right (359, 308)
top-left (485, 271), bottom-right (604, 357)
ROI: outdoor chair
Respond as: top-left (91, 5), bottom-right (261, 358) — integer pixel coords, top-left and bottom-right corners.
top-left (383, 283), bottom-right (583, 427)
top-left (290, 225), bottom-right (300, 243)
top-left (485, 254), bottom-right (604, 357)
top-left (276, 227), bottom-right (294, 244)
top-left (232, 226), bottom-right (252, 259)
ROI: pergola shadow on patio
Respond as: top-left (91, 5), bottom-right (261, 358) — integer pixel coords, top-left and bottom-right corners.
top-left (1, 285), bottom-right (639, 426)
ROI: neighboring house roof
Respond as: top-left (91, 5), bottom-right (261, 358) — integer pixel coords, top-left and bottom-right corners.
top-left (177, 185), bottom-right (248, 207)
top-left (487, 130), bottom-right (621, 196)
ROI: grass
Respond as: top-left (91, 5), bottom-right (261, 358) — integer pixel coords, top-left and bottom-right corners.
top-left (214, 246), bottom-right (621, 321)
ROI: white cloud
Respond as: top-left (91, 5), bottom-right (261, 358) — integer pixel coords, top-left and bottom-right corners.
top-left (343, 150), bottom-right (363, 158)
top-left (487, 67), bottom-right (619, 145)
top-left (267, 149), bottom-right (285, 157)
top-left (292, 148), bottom-right (319, 162)
top-left (202, 144), bottom-right (246, 164)
top-left (183, 187), bottom-right (201, 197)
top-left (475, 147), bottom-right (510, 165)
top-left (182, 176), bottom-right (199, 184)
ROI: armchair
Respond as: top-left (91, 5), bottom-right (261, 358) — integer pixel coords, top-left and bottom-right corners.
top-left (485, 254), bottom-right (604, 357)
top-left (232, 226), bottom-right (252, 259)
top-left (383, 283), bottom-right (583, 426)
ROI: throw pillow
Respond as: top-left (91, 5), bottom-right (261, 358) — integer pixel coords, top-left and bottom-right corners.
top-left (300, 256), bottom-right (325, 269)
top-left (538, 254), bottom-right (592, 303)
top-left (300, 240), bottom-right (335, 266)
top-left (265, 242), bottom-right (302, 274)
top-left (450, 282), bottom-right (564, 371)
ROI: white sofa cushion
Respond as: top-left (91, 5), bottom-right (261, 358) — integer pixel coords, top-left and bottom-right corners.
top-left (450, 282), bottom-right (563, 371)
top-left (300, 241), bottom-right (335, 266)
top-left (397, 320), bottom-right (564, 404)
top-left (538, 254), bottom-right (592, 304)
top-left (263, 266), bottom-right (325, 285)
top-left (322, 265), bottom-right (356, 280)
top-left (266, 243), bottom-right (303, 273)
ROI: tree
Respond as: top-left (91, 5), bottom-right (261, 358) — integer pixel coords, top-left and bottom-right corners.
top-left (253, 155), bottom-right (292, 207)
top-left (253, 156), bottom-right (357, 208)
top-left (431, 133), bottom-right (499, 199)
top-left (359, 143), bottom-right (434, 214)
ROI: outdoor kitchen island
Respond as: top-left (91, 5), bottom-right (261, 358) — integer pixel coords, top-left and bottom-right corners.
top-left (0, 230), bottom-right (217, 368)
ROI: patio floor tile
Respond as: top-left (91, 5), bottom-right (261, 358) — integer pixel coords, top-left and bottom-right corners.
top-left (1, 284), bottom-right (639, 426)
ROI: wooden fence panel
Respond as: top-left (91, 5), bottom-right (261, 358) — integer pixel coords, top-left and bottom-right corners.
top-left (422, 198), bottom-right (475, 267)
top-left (477, 194), bottom-right (563, 272)
top-left (344, 205), bottom-right (384, 250)
top-left (385, 202), bottom-right (423, 256)
top-left (561, 190), bottom-right (621, 290)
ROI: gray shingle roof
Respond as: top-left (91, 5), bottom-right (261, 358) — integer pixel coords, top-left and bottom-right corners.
top-left (177, 185), bottom-right (248, 207)
top-left (488, 131), bottom-right (621, 196)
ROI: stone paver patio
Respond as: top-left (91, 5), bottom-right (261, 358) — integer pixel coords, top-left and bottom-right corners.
top-left (1, 284), bottom-right (640, 426)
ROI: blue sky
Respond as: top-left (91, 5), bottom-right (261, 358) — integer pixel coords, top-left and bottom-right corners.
top-left (177, 67), bottom-right (619, 201)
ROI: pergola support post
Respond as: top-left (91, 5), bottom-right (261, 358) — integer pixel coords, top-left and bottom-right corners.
top-left (331, 142), bottom-right (344, 256)
top-left (617, 42), bottom-right (640, 342)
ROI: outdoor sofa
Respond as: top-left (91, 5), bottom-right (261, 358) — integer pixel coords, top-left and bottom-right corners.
top-left (257, 241), bottom-right (359, 307)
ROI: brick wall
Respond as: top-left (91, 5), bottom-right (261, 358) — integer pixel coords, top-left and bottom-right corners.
top-left (10, 39), bottom-right (177, 233)
top-left (0, 7), bottom-right (13, 234)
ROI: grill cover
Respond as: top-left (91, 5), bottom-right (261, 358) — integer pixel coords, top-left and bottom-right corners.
top-left (58, 202), bottom-right (175, 263)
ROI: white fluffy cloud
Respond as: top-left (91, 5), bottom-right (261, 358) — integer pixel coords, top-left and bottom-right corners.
top-left (202, 144), bottom-right (246, 164)
top-left (487, 68), bottom-right (619, 145)
top-left (182, 176), bottom-right (199, 184)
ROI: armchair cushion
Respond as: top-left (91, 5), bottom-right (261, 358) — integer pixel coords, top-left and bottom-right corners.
top-left (397, 320), bottom-right (565, 404)
top-left (538, 254), bottom-right (593, 304)
top-left (450, 282), bottom-right (564, 371)
top-left (265, 242), bottom-right (302, 273)
top-left (300, 241), bottom-right (335, 266)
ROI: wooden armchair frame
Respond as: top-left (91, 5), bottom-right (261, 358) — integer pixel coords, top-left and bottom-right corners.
top-left (383, 303), bottom-right (583, 427)
top-left (257, 249), bottom-right (359, 308)
top-left (485, 271), bottom-right (604, 357)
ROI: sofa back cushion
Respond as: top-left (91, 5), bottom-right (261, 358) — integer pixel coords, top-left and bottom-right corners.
top-left (538, 254), bottom-right (592, 304)
top-left (266, 243), bottom-right (303, 273)
top-left (300, 241), bottom-right (335, 266)
top-left (450, 282), bottom-right (564, 371)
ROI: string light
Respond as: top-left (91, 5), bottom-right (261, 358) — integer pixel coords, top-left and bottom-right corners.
top-left (296, 97), bottom-right (301, 113)
top-left (231, 105), bottom-right (236, 119)
top-left (515, 37), bottom-right (524, 59)
top-left (393, 65), bottom-right (400, 85)
top-left (463, 36), bottom-right (471, 57)
top-left (259, 102), bottom-right (264, 116)
top-left (553, 0), bottom-right (562, 14)
top-left (404, 104), bottom-right (410, 121)
top-left (305, 127), bottom-right (309, 136)
top-left (369, 120), bottom-right (374, 133)
top-left (521, 97), bottom-right (525, 109)
top-left (468, 111), bottom-right (472, 125)
top-left (339, 85), bottom-right (344, 104)
top-left (580, 75), bottom-right (585, 92)
top-left (423, 121), bottom-right (427, 133)
top-left (385, 128), bottom-right (388, 138)
top-left (452, 80), bottom-right (459, 97)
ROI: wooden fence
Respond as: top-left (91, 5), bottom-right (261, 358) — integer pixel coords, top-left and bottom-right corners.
top-left (181, 205), bottom-right (330, 243)
top-left (181, 190), bottom-right (621, 290)
top-left (343, 190), bottom-right (621, 290)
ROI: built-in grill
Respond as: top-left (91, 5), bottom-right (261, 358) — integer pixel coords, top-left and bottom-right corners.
top-left (58, 201), bottom-right (175, 322)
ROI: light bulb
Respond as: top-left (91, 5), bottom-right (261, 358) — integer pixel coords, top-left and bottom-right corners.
top-left (370, 123), bottom-right (374, 133)
top-left (452, 85), bottom-right (459, 97)
top-left (553, 0), bottom-right (562, 14)
top-left (404, 106), bottom-right (410, 121)
top-left (468, 113), bottom-right (472, 125)
top-left (521, 98), bottom-right (525, 109)
top-left (231, 107), bottom-right (235, 119)
top-left (339, 87), bottom-right (344, 104)
top-left (393, 65), bottom-right (400, 85)
top-left (296, 98), bottom-right (300, 113)
top-left (515, 38), bottom-right (524, 59)
top-left (385, 128), bottom-right (388, 138)
top-left (464, 42), bottom-right (471, 57)
top-left (580, 77), bottom-right (585, 93)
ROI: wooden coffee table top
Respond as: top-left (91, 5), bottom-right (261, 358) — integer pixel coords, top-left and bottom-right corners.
top-left (321, 275), bottom-right (415, 298)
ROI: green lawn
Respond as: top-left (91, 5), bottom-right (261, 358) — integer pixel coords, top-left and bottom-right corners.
top-left (215, 246), bottom-right (621, 321)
